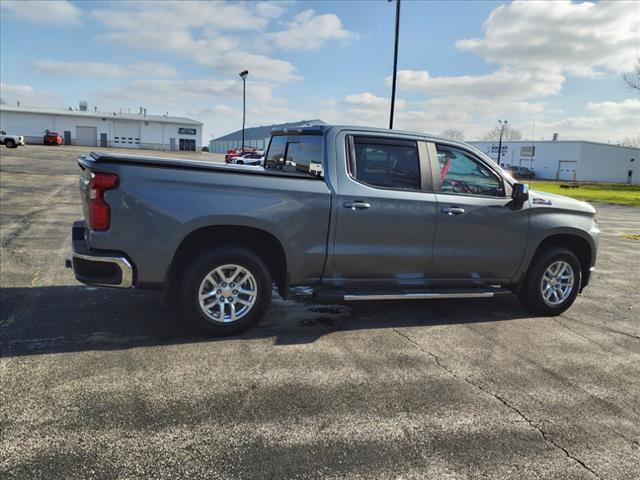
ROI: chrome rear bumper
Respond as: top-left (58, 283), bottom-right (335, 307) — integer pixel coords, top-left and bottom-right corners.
top-left (69, 221), bottom-right (134, 288)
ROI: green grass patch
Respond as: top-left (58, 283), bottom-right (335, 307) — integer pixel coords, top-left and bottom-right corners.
top-left (528, 181), bottom-right (640, 207)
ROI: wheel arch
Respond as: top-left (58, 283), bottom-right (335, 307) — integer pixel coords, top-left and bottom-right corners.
top-left (169, 225), bottom-right (289, 298)
top-left (519, 232), bottom-right (594, 293)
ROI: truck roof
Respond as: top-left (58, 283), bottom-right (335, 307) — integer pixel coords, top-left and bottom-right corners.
top-left (270, 124), bottom-right (471, 150)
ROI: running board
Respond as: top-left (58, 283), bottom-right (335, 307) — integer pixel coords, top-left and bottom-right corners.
top-left (313, 287), bottom-right (511, 303)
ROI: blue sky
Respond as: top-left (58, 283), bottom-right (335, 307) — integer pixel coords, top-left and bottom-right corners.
top-left (1, 0), bottom-right (638, 143)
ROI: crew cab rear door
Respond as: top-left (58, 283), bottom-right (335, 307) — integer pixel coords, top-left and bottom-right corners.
top-left (427, 142), bottom-right (529, 284)
top-left (329, 133), bottom-right (437, 287)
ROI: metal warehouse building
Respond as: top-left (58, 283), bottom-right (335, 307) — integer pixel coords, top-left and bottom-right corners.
top-left (0, 104), bottom-right (203, 151)
top-left (209, 119), bottom-right (325, 153)
top-left (470, 140), bottom-right (639, 184)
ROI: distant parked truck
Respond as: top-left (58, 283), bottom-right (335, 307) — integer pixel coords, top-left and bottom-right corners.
top-left (43, 130), bottom-right (63, 146)
top-left (505, 165), bottom-right (535, 179)
top-left (0, 130), bottom-right (25, 148)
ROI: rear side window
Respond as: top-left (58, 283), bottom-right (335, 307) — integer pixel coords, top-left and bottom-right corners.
top-left (350, 137), bottom-right (420, 191)
top-left (265, 135), bottom-right (323, 177)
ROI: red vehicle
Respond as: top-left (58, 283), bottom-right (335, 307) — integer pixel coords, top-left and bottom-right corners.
top-left (224, 146), bottom-right (257, 163)
top-left (44, 131), bottom-right (63, 146)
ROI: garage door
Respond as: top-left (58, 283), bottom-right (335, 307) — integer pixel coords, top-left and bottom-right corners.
top-left (113, 121), bottom-right (141, 149)
top-left (557, 161), bottom-right (577, 181)
top-left (76, 126), bottom-right (97, 147)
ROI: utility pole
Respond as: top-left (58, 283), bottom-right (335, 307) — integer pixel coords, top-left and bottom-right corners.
top-left (497, 119), bottom-right (507, 166)
top-left (389, 0), bottom-right (401, 129)
top-left (239, 70), bottom-right (249, 151)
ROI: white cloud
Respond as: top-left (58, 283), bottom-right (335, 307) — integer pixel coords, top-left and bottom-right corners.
top-left (369, 1), bottom-right (640, 141)
top-left (325, 93), bottom-right (639, 143)
top-left (0, 83), bottom-right (63, 107)
top-left (345, 93), bottom-right (390, 108)
top-left (586, 99), bottom-right (640, 118)
top-left (532, 98), bottom-right (640, 143)
top-left (32, 61), bottom-right (177, 78)
top-left (255, 1), bottom-right (288, 20)
top-left (90, 1), bottom-right (301, 82)
top-left (88, 77), bottom-right (306, 140)
top-left (456, 0), bottom-right (640, 77)
top-left (391, 68), bottom-right (564, 99)
top-left (0, 0), bottom-right (83, 26)
top-left (92, 1), bottom-right (276, 32)
top-left (267, 9), bottom-right (354, 50)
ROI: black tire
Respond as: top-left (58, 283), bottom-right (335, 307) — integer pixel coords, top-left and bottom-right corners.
top-left (236, 160), bottom-right (244, 165)
top-left (519, 246), bottom-right (582, 316)
top-left (5, 139), bottom-right (16, 148)
top-left (178, 247), bottom-right (272, 336)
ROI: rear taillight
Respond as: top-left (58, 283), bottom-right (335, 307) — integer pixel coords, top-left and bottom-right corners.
top-left (89, 173), bottom-right (118, 231)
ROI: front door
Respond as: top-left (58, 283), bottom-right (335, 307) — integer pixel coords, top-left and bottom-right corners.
top-left (428, 143), bottom-right (529, 285)
top-left (331, 135), bottom-right (437, 287)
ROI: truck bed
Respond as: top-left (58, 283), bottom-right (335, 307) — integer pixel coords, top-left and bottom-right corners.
top-left (77, 150), bottom-right (332, 288)
top-left (83, 151), bottom-right (321, 181)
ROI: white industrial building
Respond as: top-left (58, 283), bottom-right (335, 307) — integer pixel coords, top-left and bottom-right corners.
top-left (0, 104), bottom-right (203, 151)
top-left (470, 140), bottom-right (639, 184)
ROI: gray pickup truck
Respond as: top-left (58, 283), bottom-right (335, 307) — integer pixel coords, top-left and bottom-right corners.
top-left (70, 125), bottom-right (599, 335)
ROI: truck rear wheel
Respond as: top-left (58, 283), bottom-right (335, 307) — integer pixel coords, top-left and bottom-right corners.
top-left (519, 246), bottom-right (582, 316)
top-left (5, 139), bottom-right (16, 148)
top-left (179, 247), bottom-right (272, 336)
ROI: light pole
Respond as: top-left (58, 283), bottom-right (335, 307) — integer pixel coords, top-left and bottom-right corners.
top-left (497, 119), bottom-right (507, 166)
top-left (389, 0), bottom-right (401, 129)
top-left (239, 70), bottom-right (249, 151)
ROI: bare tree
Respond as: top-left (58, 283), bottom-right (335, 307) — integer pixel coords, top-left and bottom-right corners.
top-left (621, 135), bottom-right (640, 148)
top-left (624, 58), bottom-right (640, 92)
top-left (480, 125), bottom-right (523, 141)
top-left (441, 129), bottom-right (464, 141)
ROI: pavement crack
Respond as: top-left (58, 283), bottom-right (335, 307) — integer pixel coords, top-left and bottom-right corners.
top-left (551, 318), bottom-right (609, 350)
top-left (392, 327), bottom-right (605, 480)
top-left (561, 315), bottom-right (640, 341)
top-left (612, 429), bottom-right (640, 448)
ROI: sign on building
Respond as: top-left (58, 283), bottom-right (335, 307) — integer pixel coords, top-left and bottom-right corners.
top-left (178, 128), bottom-right (196, 135)
top-left (488, 145), bottom-right (508, 154)
top-left (520, 146), bottom-right (535, 157)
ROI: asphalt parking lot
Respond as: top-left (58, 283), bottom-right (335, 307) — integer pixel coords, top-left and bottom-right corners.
top-left (1, 144), bottom-right (639, 479)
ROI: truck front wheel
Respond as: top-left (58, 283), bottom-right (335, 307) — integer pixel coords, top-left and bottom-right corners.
top-left (5, 139), bottom-right (16, 148)
top-left (519, 246), bottom-right (582, 315)
top-left (179, 247), bottom-right (272, 336)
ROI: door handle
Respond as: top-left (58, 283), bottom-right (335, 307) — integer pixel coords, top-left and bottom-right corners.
top-left (344, 201), bottom-right (371, 210)
top-left (441, 207), bottom-right (465, 215)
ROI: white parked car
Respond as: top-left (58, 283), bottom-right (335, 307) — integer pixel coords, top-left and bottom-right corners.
top-left (229, 153), bottom-right (264, 166)
top-left (0, 130), bottom-right (25, 148)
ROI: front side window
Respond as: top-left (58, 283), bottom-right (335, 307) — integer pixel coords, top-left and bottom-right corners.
top-left (265, 135), bottom-right (323, 177)
top-left (437, 146), bottom-right (504, 196)
top-left (350, 137), bottom-right (421, 191)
